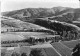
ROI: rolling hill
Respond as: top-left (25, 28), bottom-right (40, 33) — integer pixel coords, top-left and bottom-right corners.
top-left (1, 7), bottom-right (80, 42)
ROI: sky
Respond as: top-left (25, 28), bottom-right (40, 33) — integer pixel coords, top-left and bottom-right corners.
top-left (1, 0), bottom-right (80, 12)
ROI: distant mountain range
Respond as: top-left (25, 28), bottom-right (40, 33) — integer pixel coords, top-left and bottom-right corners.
top-left (2, 6), bottom-right (80, 22)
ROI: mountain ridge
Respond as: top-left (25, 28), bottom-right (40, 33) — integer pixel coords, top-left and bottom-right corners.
top-left (1, 7), bottom-right (80, 23)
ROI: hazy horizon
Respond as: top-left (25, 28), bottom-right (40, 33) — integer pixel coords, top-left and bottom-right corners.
top-left (1, 0), bottom-right (80, 12)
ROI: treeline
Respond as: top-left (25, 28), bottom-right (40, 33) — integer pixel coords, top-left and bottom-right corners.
top-left (2, 32), bottom-right (79, 46)
top-left (1, 35), bottom-right (60, 45)
top-left (1, 28), bottom-right (56, 35)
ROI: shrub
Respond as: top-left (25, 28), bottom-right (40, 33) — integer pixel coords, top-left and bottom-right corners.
top-left (11, 52), bottom-right (20, 56)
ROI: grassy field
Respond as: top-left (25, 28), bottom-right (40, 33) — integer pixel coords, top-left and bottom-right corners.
top-left (1, 33), bottom-right (24, 41)
top-left (1, 32), bottom-right (54, 41)
top-left (16, 32), bottom-right (54, 38)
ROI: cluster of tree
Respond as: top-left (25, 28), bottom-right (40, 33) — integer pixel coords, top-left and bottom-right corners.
top-left (34, 19), bottom-right (79, 38)
top-left (29, 49), bottom-right (44, 56)
top-left (34, 19), bottom-right (76, 31)
top-left (22, 37), bottom-right (47, 44)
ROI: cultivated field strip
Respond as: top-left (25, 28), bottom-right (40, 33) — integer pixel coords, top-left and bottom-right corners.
top-left (59, 42), bottom-right (72, 50)
top-left (43, 48), bottom-right (59, 56)
top-left (61, 39), bottom-right (80, 48)
top-left (51, 42), bottom-right (71, 56)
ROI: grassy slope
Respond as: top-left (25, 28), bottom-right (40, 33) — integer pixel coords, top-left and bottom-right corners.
top-left (1, 17), bottom-right (48, 31)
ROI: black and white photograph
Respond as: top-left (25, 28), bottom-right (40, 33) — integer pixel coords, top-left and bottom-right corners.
top-left (1, 0), bottom-right (80, 56)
